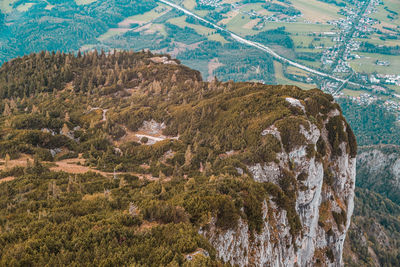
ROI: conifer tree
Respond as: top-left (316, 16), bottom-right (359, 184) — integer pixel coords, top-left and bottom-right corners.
top-left (3, 102), bottom-right (11, 116)
top-left (184, 145), bottom-right (192, 166)
top-left (4, 154), bottom-right (10, 170)
top-left (61, 123), bottom-right (70, 136)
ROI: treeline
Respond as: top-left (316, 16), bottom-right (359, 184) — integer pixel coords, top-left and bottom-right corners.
top-left (0, 49), bottom-right (200, 99)
top-left (178, 40), bottom-right (275, 82)
top-left (296, 51), bottom-right (321, 62)
top-left (247, 27), bottom-right (294, 49)
top-left (359, 42), bottom-right (400, 55)
top-left (338, 98), bottom-right (400, 146)
top-left (318, 0), bottom-right (346, 7)
top-left (164, 23), bottom-right (206, 45)
top-left (262, 2), bottom-right (301, 16)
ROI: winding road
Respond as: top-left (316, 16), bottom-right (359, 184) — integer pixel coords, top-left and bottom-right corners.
top-left (157, 0), bottom-right (367, 90)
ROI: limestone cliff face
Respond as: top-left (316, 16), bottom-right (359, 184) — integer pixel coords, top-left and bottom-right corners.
top-left (356, 145), bottom-right (400, 204)
top-left (201, 98), bottom-right (357, 266)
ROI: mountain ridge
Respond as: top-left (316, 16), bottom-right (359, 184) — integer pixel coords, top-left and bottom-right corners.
top-left (0, 50), bottom-right (356, 266)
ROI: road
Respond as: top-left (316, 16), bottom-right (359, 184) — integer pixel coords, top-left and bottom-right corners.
top-left (157, 0), bottom-right (367, 89)
top-left (330, 0), bottom-right (372, 72)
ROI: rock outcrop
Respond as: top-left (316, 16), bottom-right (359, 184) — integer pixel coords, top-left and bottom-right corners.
top-left (356, 145), bottom-right (400, 204)
top-left (201, 97), bottom-right (357, 266)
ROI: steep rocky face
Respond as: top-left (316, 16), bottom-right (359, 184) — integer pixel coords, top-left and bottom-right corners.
top-left (341, 146), bottom-right (400, 267)
top-left (357, 145), bottom-right (400, 204)
top-left (201, 98), bottom-right (357, 266)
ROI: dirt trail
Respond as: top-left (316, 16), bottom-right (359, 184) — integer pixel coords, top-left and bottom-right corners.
top-left (86, 107), bottom-right (108, 122)
top-left (49, 158), bottom-right (109, 176)
top-left (0, 155), bottom-right (31, 171)
top-left (0, 155), bottom-right (160, 181)
top-left (0, 176), bottom-right (15, 184)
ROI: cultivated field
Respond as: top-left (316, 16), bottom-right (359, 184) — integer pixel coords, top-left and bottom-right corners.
top-left (350, 53), bottom-right (400, 75)
top-left (290, 0), bottom-right (343, 23)
top-left (75, 0), bottom-right (97, 5)
top-left (0, 0), bottom-right (17, 13)
top-left (273, 61), bottom-right (316, 90)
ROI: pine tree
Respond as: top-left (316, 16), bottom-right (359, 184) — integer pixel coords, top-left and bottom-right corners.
top-left (3, 102), bottom-right (11, 116)
top-left (4, 154), bottom-right (10, 170)
top-left (61, 123), bottom-right (70, 136)
top-left (31, 105), bottom-right (38, 113)
top-left (9, 99), bottom-right (17, 111)
top-left (65, 112), bottom-right (70, 122)
top-left (184, 145), bottom-right (192, 166)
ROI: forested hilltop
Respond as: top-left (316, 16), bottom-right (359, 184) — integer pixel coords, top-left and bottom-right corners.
top-left (0, 51), bottom-right (358, 266)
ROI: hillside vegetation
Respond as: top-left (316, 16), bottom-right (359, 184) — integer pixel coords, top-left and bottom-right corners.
top-left (0, 51), bottom-right (356, 266)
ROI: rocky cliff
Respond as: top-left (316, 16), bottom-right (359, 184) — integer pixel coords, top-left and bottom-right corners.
top-left (356, 145), bottom-right (400, 204)
top-left (341, 145), bottom-right (400, 267)
top-left (201, 98), bottom-right (357, 266)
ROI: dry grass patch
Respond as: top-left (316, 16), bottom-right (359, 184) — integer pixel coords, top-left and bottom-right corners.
top-left (0, 176), bottom-right (15, 184)
top-left (243, 18), bottom-right (260, 29)
top-left (82, 192), bottom-right (108, 201)
top-left (219, 10), bottom-right (239, 25)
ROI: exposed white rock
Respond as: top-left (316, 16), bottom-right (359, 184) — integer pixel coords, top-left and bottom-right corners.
top-left (203, 115), bottom-right (356, 266)
top-left (357, 147), bottom-right (400, 187)
top-left (261, 125), bottom-right (282, 141)
top-left (328, 109), bottom-right (340, 118)
top-left (150, 56), bottom-right (178, 65)
top-left (248, 162), bottom-right (281, 184)
top-left (300, 122), bottom-right (320, 144)
top-left (139, 119), bottom-right (166, 135)
top-left (392, 159), bottom-right (400, 186)
top-left (135, 134), bottom-right (167, 145)
top-left (286, 97), bottom-right (306, 113)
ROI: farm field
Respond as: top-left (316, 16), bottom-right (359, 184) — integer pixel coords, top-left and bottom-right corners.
top-left (168, 16), bottom-right (215, 35)
top-left (75, 0), bottom-right (97, 5)
top-left (273, 61), bottom-right (316, 90)
top-left (342, 89), bottom-right (370, 97)
top-left (182, 0), bottom-right (196, 10)
top-left (226, 13), bottom-right (258, 35)
top-left (125, 5), bottom-right (171, 22)
top-left (97, 5), bottom-right (170, 42)
top-left (262, 22), bottom-right (334, 34)
top-left (0, 0), bottom-right (17, 13)
top-left (290, 0), bottom-right (344, 23)
top-left (350, 53), bottom-right (400, 75)
top-left (370, 0), bottom-right (400, 29)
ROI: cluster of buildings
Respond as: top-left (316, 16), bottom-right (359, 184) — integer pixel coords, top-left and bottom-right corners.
top-left (337, 92), bottom-right (378, 105)
top-left (335, 92), bottom-right (400, 120)
top-left (197, 0), bottom-right (222, 8)
top-left (238, 7), bottom-right (300, 27)
top-left (372, 74), bottom-right (400, 86)
top-left (262, 13), bottom-right (299, 23)
top-left (321, 0), bottom-right (379, 74)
